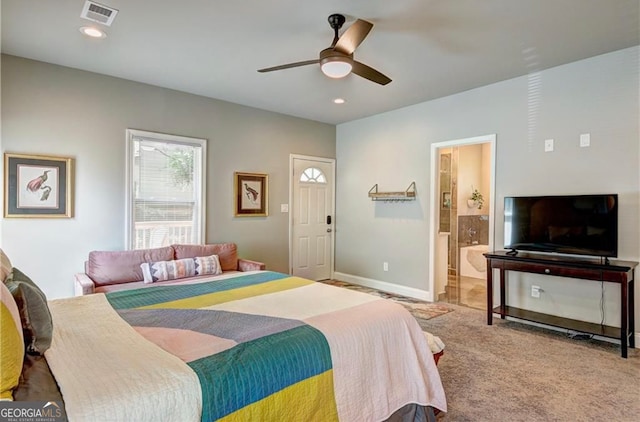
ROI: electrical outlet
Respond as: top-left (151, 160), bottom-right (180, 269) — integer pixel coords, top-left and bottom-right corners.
top-left (531, 285), bottom-right (541, 298)
top-left (383, 262), bottom-right (389, 272)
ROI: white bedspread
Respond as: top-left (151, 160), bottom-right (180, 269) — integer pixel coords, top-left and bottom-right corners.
top-left (45, 294), bottom-right (202, 422)
top-left (45, 272), bottom-right (446, 421)
top-left (208, 282), bottom-right (447, 420)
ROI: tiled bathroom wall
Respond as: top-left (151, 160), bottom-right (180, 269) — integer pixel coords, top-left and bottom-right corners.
top-left (457, 215), bottom-right (489, 246)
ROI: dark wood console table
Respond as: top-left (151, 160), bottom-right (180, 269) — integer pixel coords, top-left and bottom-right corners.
top-left (484, 251), bottom-right (637, 358)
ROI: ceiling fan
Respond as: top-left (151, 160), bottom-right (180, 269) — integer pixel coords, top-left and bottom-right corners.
top-left (257, 14), bottom-right (392, 86)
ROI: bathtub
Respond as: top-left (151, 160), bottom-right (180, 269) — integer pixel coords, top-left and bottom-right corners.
top-left (459, 244), bottom-right (489, 279)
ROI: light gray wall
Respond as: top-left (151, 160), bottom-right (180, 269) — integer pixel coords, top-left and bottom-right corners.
top-left (336, 47), bottom-right (639, 326)
top-left (1, 54), bottom-right (335, 299)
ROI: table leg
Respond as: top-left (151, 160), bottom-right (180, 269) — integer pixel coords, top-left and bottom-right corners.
top-left (499, 268), bottom-right (506, 319)
top-left (621, 276), bottom-right (628, 358)
top-left (629, 275), bottom-right (635, 349)
top-left (487, 260), bottom-right (493, 325)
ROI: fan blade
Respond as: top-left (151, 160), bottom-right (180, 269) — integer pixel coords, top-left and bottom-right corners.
top-left (257, 59), bottom-right (319, 73)
top-left (334, 19), bottom-right (373, 55)
top-left (352, 61), bottom-right (392, 85)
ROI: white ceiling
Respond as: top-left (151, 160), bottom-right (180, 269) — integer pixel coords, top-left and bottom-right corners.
top-left (2, 0), bottom-right (638, 124)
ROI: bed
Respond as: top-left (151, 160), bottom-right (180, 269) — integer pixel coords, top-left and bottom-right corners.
top-left (10, 269), bottom-right (447, 421)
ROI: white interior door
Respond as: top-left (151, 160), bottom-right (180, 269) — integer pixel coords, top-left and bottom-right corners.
top-left (291, 156), bottom-right (335, 280)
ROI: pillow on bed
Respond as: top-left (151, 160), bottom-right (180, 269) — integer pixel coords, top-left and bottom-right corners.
top-left (1, 281), bottom-right (24, 400)
top-left (1, 248), bottom-right (12, 283)
top-left (13, 354), bottom-right (65, 404)
top-left (141, 258), bottom-right (196, 284)
top-left (4, 268), bottom-right (53, 356)
top-left (194, 255), bottom-right (222, 276)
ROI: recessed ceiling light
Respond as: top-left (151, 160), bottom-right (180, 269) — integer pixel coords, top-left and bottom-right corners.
top-left (79, 26), bottom-right (106, 39)
top-left (333, 98), bottom-right (346, 104)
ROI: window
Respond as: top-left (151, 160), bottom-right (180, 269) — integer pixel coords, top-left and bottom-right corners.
top-left (125, 129), bottom-right (206, 250)
top-left (300, 167), bottom-right (327, 183)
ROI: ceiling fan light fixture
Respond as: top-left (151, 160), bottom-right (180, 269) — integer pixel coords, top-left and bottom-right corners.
top-left (320, 58), bottom-right (352, 78)
top-left (257, 15), bottom-right (391, 86)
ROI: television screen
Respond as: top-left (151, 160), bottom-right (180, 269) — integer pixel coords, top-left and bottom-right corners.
top-left (504, 194), bottom-right (618, 258)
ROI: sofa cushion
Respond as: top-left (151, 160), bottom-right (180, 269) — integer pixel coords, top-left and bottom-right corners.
top-left (194, 255), bottom-right (222, 276)
top-left (4, 268), bottom-right (53, 356)
top-left (173, 243), bottom-right (238, 271)
top-left (88, 246), bottom-right (175, 286)
top-left (141, 258), bottom-right (197, 284)
top-left (94, 273), bottom-right (241, 294)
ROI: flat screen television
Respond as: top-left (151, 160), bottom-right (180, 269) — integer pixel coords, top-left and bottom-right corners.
top-left (504, 194), bottom-right (618, 258)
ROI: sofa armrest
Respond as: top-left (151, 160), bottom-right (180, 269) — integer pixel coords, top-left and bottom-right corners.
top-left (74, 273), bottom-right (95, 296)
top-left (237, 258), bottom-right (265, 272)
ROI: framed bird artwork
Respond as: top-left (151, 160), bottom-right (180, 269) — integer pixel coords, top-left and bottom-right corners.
top-left (234, 172), bottom-right (268, 217)
top-left (4, 153), bottom-right (74, 218)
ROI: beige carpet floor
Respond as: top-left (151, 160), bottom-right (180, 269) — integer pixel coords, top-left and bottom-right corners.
top-left (418, 304), bottom-right (640, 421)
top-left (325, 280), bottom-right (639, 421)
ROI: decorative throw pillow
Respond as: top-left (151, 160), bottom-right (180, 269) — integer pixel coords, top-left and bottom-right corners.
top-left (13, 354), bottom-right (65, 403)
top-left (0, 248), bottom-right (12, 284)
top-left (173, 244), bottom-right (238, 271)
top-left (1, 281), bottom-right (25, 400)
top-left (194, 255), bottom-right (222, 276)
top-left (140, 258), bottom-right (196, 284)
top-left (4, 268), bottom-right (53, 356)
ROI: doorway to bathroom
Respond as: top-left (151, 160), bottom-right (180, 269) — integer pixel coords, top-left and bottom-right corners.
top-left (429, 135), bottom-right (496, 310)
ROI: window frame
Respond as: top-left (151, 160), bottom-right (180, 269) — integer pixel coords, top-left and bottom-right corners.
top-left (124, 129), bottom-right (207, 250)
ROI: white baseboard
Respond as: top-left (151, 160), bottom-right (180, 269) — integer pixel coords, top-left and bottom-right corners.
top-left (332, 272), bottom-right (432, 301)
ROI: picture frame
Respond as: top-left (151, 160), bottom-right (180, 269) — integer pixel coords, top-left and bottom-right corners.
top-left (4, 153), bottom-right (74, 218)
top-left (234, 172), bottom-right (268, 217)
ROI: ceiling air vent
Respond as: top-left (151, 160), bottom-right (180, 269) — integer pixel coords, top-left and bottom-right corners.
top-left (80, 1), bottom-right (119, 26)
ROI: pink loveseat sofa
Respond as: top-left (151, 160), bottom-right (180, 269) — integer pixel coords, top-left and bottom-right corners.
top-left (74, 243), bottom-right (265, 296)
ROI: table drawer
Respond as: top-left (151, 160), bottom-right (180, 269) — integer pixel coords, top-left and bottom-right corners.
top-left (502, 261), bottom-right (602, 281)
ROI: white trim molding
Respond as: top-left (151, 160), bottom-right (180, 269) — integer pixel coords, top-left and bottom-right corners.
top-left (428, 134), bottom-right (497, 302)
top-left (332, 272), bottom-right (431, 302)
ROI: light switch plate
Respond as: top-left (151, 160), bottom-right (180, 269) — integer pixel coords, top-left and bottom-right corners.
top-left (544, 139), bottom-right (554, 152)
top-left (580, 133), bottom-right (590, 147)
top-left (280, 204), bottom-right (289, 213)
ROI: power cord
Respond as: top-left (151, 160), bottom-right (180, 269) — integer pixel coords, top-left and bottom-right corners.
top-left (566, 274), bottom-right (605, 341)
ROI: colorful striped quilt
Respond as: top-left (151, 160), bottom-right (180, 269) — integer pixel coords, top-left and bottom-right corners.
top-left (46, 271), bottom-right (446, 421)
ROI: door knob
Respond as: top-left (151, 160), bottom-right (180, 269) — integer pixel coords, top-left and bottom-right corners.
top-left (327, 229), bottom-right (332, 233)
